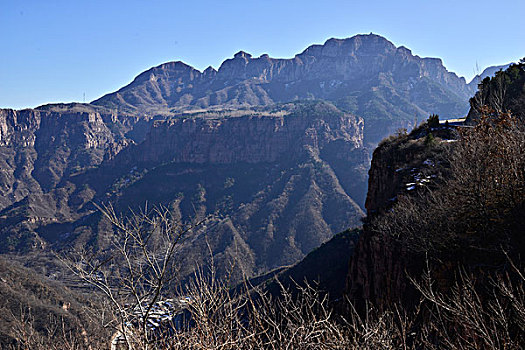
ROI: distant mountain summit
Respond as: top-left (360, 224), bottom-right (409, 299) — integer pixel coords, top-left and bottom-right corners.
top-left (467, 64), bottom-right (511, 89)
top-left (93, 34), bottom-right (474, 144)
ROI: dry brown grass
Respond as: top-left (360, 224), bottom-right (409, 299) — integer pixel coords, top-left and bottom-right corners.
top-left (8, 259), bottom-right (525, 349)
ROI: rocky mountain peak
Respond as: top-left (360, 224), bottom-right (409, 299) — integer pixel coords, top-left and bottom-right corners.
top-left (91, 33), bottom-right (476, 145)
top-left (233, 51), bottom-right (253, 59)
top-left (298, 34), bottom-right (396, 59)
top-left (131, 60), bottom-right (200, 85)
top-left (396, 46), bottom-right (412, 55)
top-left (467, 63), bottom-right (511, 89)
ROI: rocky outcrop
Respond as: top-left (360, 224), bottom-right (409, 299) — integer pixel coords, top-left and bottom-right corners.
top-left (345, 127), bottom-right (450, 308)
top-left (0, 108), bottom-right (130, 204)
top-left (0, 102), bottom-right (369, 281)
top-left (93, 34), bottom-right (473, 144)
top-left (113, 104), bottom-right (363, 166)
top-left (345, 139), bottom-right (418, 307)
top-left (84, 102), bottom-right (369, 276)
top-left (0, 106), bottom-right (144, 253)
top-left (0, 109), bottom-right (40, 147)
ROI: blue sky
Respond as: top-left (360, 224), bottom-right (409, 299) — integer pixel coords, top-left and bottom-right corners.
top-left (1, 0), bottom-right (523, 109)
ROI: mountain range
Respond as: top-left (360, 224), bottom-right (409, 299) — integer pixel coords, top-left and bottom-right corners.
top-left (0, 33), bottom-right (509, 282)
top-left (92, 34), bottom-right (479, 145)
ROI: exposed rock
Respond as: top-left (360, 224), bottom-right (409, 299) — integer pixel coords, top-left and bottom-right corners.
top-left (0, 106), bottom-right (148, 252)
top-left (345, 125), bottom-right (452, 308)
top-left (83, 102), bottom-right (368, 276)
top-left (112, 104), bottom-right (363, 166)
top-left (92, 34), bottom-right (473, 145)
top-left (0, 102), bottom-right (368, 281)
top-left (0, 34), bottom-right (498, 283)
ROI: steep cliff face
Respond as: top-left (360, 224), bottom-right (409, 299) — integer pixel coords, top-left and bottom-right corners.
top-left (345, 125), bottom-right (452, 307)
top-left (346, 140), bottom-right (420, 307)
top-left (0, 109), bottom-right (41, 147)
top-left (0, 102), bottom-right (369, 281)
top-left (0, 108), bottom-right (130, 206)
top-left (113, 103), bottom-right (363, 166)
top-left (93, 34), bottom-right (472, 144)
top-left (346, 84), bottom-right (525, 308)
top-left (0, 109), bottom-right (41, 210)
top-left (0, 106), bottom-right (141, 252)
top-left (69, 102), bottom-right (369, 277)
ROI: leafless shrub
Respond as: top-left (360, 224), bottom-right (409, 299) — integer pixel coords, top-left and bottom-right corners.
top-left (11, 245), bottom-right (525, 350)
top-left (371, 112), bottom-right (525, 255)
top-left (152, 266), bottom-right (349, 349)
top-left (8, 306), bottom-right (101, 350)
top-left (58, 203), bottom-right (208, 349)
top-left (410, 258), bottom-right (525, 350)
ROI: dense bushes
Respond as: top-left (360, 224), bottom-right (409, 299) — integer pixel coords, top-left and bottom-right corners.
top-left (372, 112), bottom-right (525, 259)
top-left (469, 59), bottom-right (525, 121)
top-left (8, 261), bottom-right (525, 349)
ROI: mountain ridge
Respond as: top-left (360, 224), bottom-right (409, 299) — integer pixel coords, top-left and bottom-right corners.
top-left (0, 34), bottom-right (512, 283)
top-left (91, 34), bottom-right (474, 145)
top-left (0, 101), bottom-right (368, 281)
